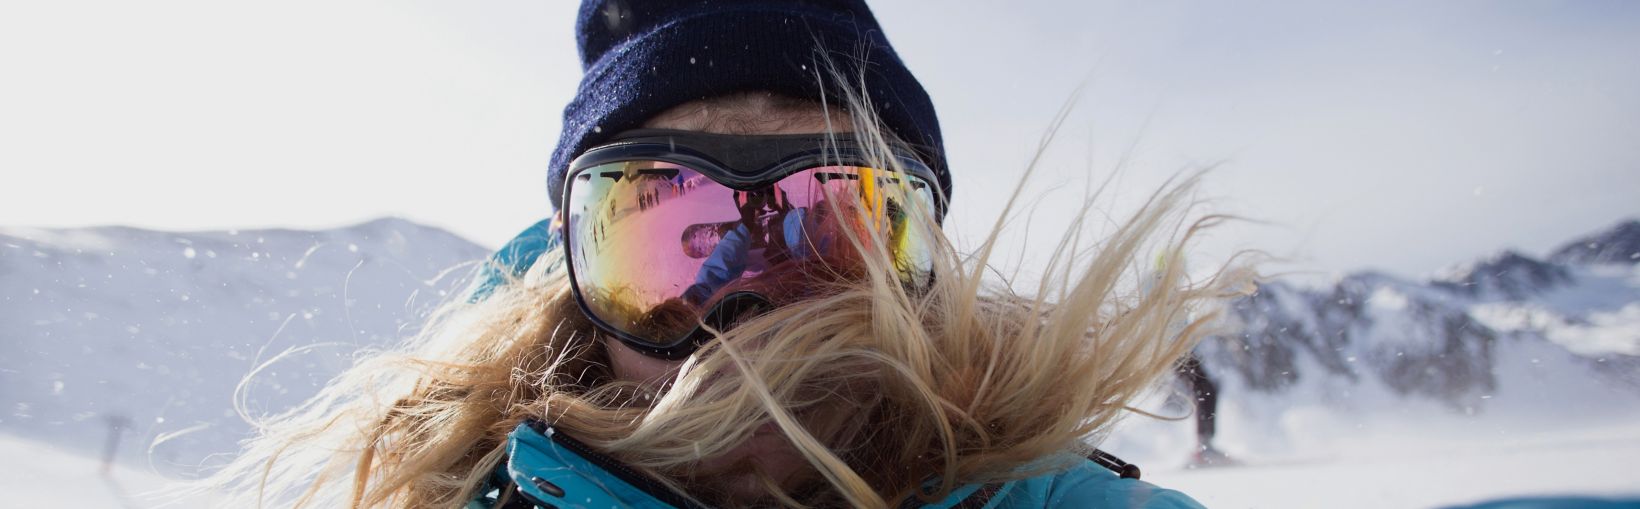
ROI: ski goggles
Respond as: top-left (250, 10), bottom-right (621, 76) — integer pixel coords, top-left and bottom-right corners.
top-left (560, 129), bottom-right (945, 359)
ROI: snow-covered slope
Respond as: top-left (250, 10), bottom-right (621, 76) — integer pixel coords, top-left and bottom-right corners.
top-left (0, 431), bottom-right (214, 508)
top-left (0, 218), bottom-right (489, 476)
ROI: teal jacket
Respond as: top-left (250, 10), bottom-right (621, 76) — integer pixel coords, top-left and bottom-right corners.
top-left (469, 421), bottom-right (1204, 509)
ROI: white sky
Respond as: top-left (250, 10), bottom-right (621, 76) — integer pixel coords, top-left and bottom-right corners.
top-left (3, 0), bottom-right (1636, 280)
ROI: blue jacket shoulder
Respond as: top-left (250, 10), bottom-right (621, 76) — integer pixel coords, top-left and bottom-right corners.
top-left (983, 458), bottom-right (1204, 509)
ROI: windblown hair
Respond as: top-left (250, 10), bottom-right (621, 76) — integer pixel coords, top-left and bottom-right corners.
top-left (188, 81), bottom-right (1255, 508)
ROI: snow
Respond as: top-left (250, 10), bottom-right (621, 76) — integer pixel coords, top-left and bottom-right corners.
top-left (1477, 300), bottom-right (1640, 357)
top-left (0, 432), bottom-right (212, 508)
top-left (1104, 321), bottom-right (1640, 509)
top-left (1546, 302), bottom-right (1640, 356)
top-left (1153, 423), bottom-right (1640, 509)
top-left (1368, 286), bottom-right (1410, 312)
top-left (1469, 265), bottom-right (1640, 357)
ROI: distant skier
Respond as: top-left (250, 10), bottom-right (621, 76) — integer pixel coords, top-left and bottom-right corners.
top-left (99, 414), bottom-right (130, 475)
top-left (1175, 352), bottom-right (1232, 467)
top-left (1145, 253), bottom-right (1234, 468)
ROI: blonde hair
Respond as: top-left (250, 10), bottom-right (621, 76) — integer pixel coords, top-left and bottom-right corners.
top-left (187, 84), bottom-right (1255, 508)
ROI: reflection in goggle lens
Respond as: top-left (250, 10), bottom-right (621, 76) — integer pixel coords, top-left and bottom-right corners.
top-left (565, 163), bottom-right (937, 347)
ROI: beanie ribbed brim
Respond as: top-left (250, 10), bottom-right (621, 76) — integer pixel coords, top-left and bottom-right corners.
top-left (547, 3), bottom-right (948, 210)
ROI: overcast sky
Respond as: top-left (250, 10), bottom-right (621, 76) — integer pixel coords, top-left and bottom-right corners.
top-left (2, 0), bottom-right (1636, 281)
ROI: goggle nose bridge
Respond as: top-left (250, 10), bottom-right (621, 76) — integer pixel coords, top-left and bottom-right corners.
top-left (646, 291), bottom-right (776, 361)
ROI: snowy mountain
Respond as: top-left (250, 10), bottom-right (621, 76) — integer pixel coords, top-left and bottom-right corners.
top-left (1199, 218), bottom-right (1640, 411)
top-left (1549, 219), bottom-right (1640, 266)
top-left (0, 218), bottom-right (490, 476)
top-left (1431, 250), bottom-right (1573, 300)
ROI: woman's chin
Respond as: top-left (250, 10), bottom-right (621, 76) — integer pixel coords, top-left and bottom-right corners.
top-left (689, 431), bottom-right (813, 504)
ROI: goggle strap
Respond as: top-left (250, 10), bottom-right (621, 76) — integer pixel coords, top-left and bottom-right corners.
top-left (607, 128), bottom-right (912, 177)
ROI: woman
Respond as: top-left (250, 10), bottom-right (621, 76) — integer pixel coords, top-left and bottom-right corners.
top-left (200, 1), bottom-right (1250, 507)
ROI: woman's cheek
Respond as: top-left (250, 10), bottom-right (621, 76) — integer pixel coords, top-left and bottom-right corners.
top-left (604, 337), bottom-right (684, 389)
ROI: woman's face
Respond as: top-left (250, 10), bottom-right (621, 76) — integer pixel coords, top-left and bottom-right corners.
top-left (602, 93), bottom-right (852, 503)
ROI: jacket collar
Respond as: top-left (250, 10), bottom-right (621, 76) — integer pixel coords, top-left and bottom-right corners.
top-left (482, 420), bottom-right (1000, 509)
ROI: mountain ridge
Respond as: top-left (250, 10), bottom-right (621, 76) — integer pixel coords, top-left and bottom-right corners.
top-left (1206, 218), bottom-right (1640, 412)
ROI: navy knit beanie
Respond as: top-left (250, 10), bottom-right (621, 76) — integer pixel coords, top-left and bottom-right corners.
top-left (547, 0), bottom-right (949, 211)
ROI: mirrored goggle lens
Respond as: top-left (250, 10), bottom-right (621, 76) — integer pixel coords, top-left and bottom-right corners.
top-left (564, 162), bottom-right (938, 346)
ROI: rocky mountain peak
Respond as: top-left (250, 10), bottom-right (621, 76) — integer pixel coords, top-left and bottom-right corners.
top-left (1550, 219), bottom-right (1640, 266)
top-left (1431, 249), bottom-right (1572, 300)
